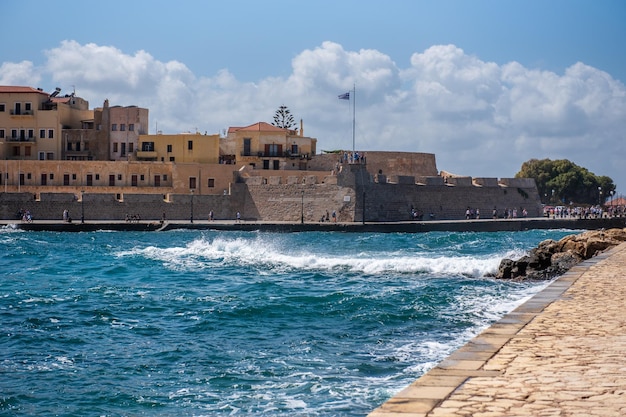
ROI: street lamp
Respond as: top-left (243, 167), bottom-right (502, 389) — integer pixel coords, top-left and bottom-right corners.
top-left (300, 190), bottom-right (304, 224)
top-left (598, 186), bottom-right (602, 206)
top-left (190, 189), bottom-right (194, 223)
top-left (80, 190), bottom-right (85, 224)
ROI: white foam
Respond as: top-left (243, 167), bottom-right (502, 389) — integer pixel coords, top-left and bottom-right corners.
top-left (115, 236), bottom-right (514, 277)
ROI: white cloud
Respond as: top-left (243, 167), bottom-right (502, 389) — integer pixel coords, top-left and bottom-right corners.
top-left (3, 40), bottom-right (625, 187)
top-left (0, 61), bottom-right (40, 86)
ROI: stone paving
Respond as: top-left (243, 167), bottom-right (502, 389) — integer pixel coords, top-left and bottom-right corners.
top-left (368, 242), bottom-right (626, 417)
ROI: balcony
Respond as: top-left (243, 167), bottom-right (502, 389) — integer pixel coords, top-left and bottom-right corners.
top-left (9, 110), bottom-right (34, 116)
top-left (239, 150), bottom-right (310, 160)
top-left (6, 136), bottom-right (37, 142)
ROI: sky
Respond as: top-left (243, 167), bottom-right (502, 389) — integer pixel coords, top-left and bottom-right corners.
top-left (2, 0), bottom-right (625, 193)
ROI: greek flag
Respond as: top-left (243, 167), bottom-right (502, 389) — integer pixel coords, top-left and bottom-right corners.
top-left (338, 92), bottom-right (350, 100)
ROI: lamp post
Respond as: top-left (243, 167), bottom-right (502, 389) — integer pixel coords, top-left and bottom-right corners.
top-left (300, 190), bottom-right (304, 224)
top-left (190, 189), bottom-right (194, 223)
top-left (598, 186), bottom-right (602, 206)
top-left (80, 190), bottom-right (85, 224)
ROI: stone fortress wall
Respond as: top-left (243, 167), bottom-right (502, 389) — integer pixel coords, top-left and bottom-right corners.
top-left (0, 151), bottom-right (543, 222)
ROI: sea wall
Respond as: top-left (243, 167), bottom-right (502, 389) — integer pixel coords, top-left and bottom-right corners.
top-left (0, 167), bottom-right (542, 222)
top-left (2, 191), bottom-right (241, 222)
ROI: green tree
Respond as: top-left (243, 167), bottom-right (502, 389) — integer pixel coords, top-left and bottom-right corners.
top-left (516, 158), bottom-right (615, 205)
top-left (271, 105), bottom-right (296, 130)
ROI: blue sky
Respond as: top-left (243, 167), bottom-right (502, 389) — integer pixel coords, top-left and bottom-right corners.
top-left (2, 0), bottom-right (625, 192)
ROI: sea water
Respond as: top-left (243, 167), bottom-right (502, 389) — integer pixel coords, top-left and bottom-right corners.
top-left (0, 228), bottom-right (576, 416)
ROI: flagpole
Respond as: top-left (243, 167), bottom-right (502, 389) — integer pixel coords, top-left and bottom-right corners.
top-left (352, 84), bottom-right (356, 153)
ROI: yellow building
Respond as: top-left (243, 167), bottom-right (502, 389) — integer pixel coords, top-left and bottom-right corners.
top-left (0, 86), bottom-right (92, 161)
top-left (221, 121), bottom-right (317, 170)
top-left (137, 132), bottom-right (220, 164)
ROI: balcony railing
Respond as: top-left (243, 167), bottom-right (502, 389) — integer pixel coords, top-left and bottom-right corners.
top-left (6, 136), bottom-right (37, 142)
top-left (9, 110), bottom-right (34, 116)
top-left (239, 150), bottom-right (310, 159)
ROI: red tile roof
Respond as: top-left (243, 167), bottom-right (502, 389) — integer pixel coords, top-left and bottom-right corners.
top-left (228, 122), bottom-right (287, 133)
top-left (0, 86), bottom-right (50, 96)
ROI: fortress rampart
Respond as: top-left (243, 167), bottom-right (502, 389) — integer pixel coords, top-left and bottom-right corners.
top-left (0, 152), bottom-right (543, 222)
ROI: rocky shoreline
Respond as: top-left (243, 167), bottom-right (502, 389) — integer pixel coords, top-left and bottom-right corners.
top-left (494, 228), bottom-right (626, 280)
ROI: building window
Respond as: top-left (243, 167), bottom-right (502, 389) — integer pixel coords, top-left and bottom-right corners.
top-left (129, 124), bottom-right (134, 131)
top-left (39, 152), bottom-right (45, 160)
top-left (167, 144), bottom-right (172, 153)
top-left (140, 174), bottom-right (145, 181)
top-left (0, 103), bottom-right (5, 112)
top-left (0, 129), bottom-right (4, 139)
top-left (129, 143), bottom-right (134, 153)
top-left (25, 102), bottom-right (32, 112)
top-left (267, 144), bottom-right (280, 157)
top-left (72, 174), bottom-right (77, 180)
top-left (189, 177), bottom-right (197, 189)
top-left (67, 142), bottom-right (73, 151)
top-left (40, 129), bottom-right (45, 139)
top-left (142, 142), bottom-right (154, 151)
top-left (117, 174), bottom-right (122, 181)
top-left (163, 174), bottom-right (168, 181)
top-left (187, 140), bottom-right (193, 150)
top-left (48, 129), bottom-right (54, 139)
top-left (11, 129), bottom-right (17, 140)
top-left (208, 178), bottom-right (215, 188)
top-left (169, 156), bottom-right (175, 162)
top-left (112, 124), bottom-right (117, 131)
top-left (64, 174), bottom-right (70, 185)
top-left (46, 152), bottom-right (53, 160)
top-left (243, 138), bottom-right (251, 156)
top-left (113, 142), bottom-right (118, 152)
top-left (120, 124), bottom-right (126, 131)
top-left (28, 129), bottom-right (34, 139)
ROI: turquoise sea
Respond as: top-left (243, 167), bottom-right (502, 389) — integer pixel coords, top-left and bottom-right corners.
top-left (0, 228), bottom-right (576, 416)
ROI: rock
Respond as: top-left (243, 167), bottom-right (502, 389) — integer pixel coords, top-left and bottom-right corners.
top-left (494, 228), bottom-right (626, 281)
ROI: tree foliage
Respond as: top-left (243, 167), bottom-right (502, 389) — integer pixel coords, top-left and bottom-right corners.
top-left (271, 105), bottom-right (296, 130)
top-left (515, 158), bottom-right (615, 205)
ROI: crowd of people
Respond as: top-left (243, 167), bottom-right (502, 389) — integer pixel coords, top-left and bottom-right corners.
top-left (17, 208), bottom-right (32, 222)
top-left (544, 204), bottom-right (625, 219)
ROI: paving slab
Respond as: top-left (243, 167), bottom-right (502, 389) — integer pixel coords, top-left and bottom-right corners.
top-left (369, 242), bottom-right (626, 417)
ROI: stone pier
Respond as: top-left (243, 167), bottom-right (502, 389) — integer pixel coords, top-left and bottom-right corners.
top-left (368, 242), bottom-right (626, 416)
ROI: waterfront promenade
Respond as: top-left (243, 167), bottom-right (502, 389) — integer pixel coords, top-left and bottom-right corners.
top-left (3, 216), bottom-right (626, 233)
top-left (368, 241), bottom-right (626, 416)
